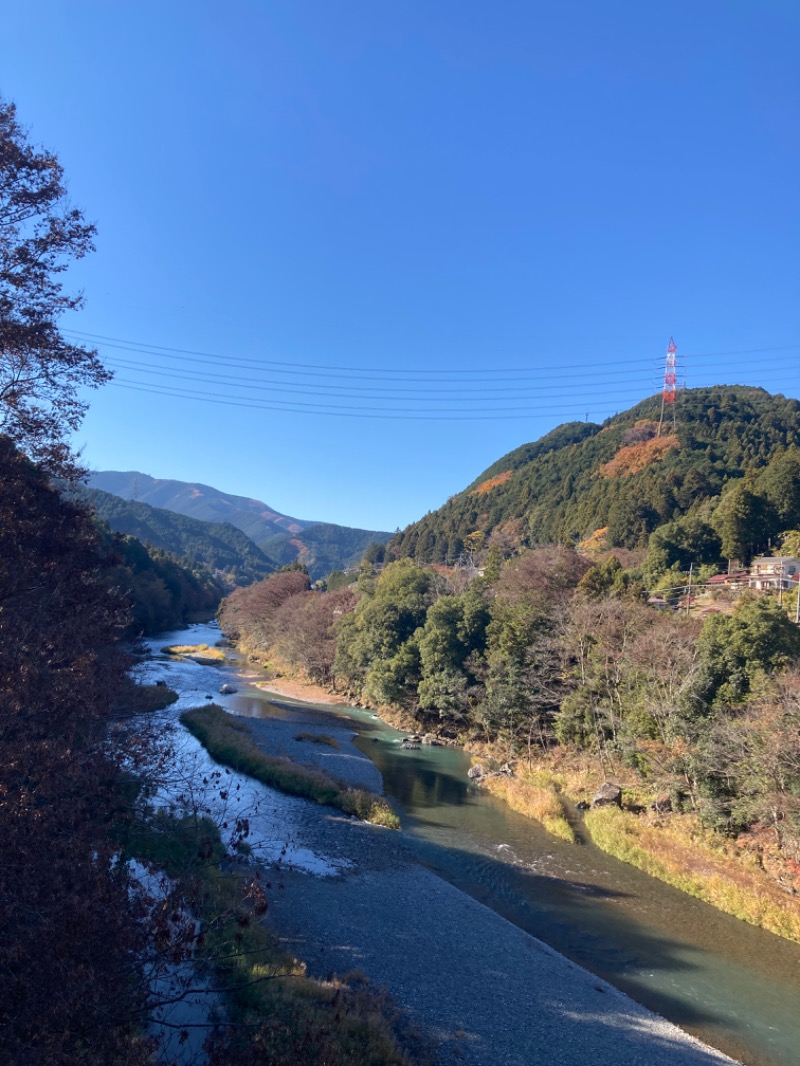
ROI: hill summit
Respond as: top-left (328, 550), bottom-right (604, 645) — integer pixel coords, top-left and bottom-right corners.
top-left (390, 386), bottom-right (800, 563)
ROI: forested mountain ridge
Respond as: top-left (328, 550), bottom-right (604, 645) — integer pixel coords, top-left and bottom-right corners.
top-left (88, 470), bottom-right (309, 541)
top-left (89, 470), bottom-right (392, 579)
top-left (83, 486), bottom-right (274, 586)
top-left (391, 386), bottom-right (800, 563)
top-left (260, 522), bottom-right (395, 579)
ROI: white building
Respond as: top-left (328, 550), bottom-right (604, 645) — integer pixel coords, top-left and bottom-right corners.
top-left (748, 556), bottom-right (800, 592)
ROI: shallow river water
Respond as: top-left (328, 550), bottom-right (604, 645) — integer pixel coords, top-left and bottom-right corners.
top-left (147, 623), bottom-right (800, 1066)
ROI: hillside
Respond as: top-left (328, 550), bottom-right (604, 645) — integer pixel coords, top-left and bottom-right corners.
top-left (391, 386), bottom-right (800, 562)
top-left (88, 470), bottom-right (392, 580)
top-left (83, 487), bottom-right (274, 586)
top-left (88, 471), bottom-right (309, 542)
top-left (260, 522), bottom-right (395, 578)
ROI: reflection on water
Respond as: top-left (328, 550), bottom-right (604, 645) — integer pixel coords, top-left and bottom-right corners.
top-left (146, 624), bottom-right (800, 1066)
top-left (355, 732), bottom-right (800, 1066)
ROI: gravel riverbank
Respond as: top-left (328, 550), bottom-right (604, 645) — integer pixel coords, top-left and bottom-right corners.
top-left (238, 702), bottom-right (738, 1066)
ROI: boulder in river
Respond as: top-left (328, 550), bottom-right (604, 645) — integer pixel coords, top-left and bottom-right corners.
top-left (219, 683), bottom-right (238, 695)
top-left (592, 782), bottom-right (622, 808)
top-left (468, 763), bottom-right (487, 780)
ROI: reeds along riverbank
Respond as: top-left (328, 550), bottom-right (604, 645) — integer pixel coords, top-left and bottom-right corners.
top-left (474, 767), bottom-right (576, 843)
top-left (471, 754), bottom-right (800, 944)
top-left (583, 805), bottom-right (800, 943)
top-left (180, 704), bottom-right (400, 829)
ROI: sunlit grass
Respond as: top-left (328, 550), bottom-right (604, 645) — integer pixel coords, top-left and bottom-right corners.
top-left (584, 806), bottom-right (800, 943)
top-left (162, 643), bottom-right (226, 663)
top-left (181, 705), bottom-right (399, 829)
top-left (478, 767), bottom-right (576, 843)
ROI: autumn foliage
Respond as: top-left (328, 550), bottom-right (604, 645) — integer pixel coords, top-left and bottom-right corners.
top-left (598, 433), bottom-right (680, 479)
top-left (470, 470), bottom-right (513, 495)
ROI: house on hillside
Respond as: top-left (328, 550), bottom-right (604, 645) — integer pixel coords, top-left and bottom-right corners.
top-left (706, 571), bottom-right (749, 590)
top-left (748, 557), bottom-right (800, 593)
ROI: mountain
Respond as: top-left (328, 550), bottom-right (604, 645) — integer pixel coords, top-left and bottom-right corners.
top-left (88, 470), bottom-right (392, 580)
top-left (83, 487), bottom-right (274, 585)
top-left (260, 522), bottom-right (393, 577)
top-left (390, 386), bottom-right (800, 563)
top-left (88, 471), bottom-right (308, 543)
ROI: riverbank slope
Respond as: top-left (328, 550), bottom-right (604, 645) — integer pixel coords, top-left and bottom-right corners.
top-left (234, 700), bottom-right (738, 1066)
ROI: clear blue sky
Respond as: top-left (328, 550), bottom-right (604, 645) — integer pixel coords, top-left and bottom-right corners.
top-left (2, 1), bottom-right (798, 530)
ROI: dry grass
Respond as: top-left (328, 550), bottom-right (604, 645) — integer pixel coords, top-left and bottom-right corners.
top-left (181, 704), bottom-right (399, 829)
top-left (598, 434), bottom-right (679, 478)
top-left (475, 764), bottom-right (576, 842)
top-left (162, 642), bottom-right (226, 663)
top-left (470, 470), bottom-right (514, 496)
top-left (295, 731), bottom-right (339, 748)
top-left (584, 806), bottom-right (800, 943)
top-left (467, 758), bottom-right (580, 840)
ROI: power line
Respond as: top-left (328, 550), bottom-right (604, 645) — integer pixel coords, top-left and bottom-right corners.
top-left (65, 326), bottom-right (800, 380)
top-left (109, 377), bottom-right (645, 421)
top-left (101, 355), bottom-right (664, 400)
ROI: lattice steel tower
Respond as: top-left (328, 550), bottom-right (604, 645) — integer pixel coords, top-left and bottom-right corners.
top-left (657, 337), bottom-right (678, 436)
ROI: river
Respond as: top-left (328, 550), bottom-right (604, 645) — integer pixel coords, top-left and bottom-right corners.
top-left (143, 623), bottom-right (800, 1066)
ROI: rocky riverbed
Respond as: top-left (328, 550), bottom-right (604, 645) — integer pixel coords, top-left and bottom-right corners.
top-left (235, 696), bottom-right (738, 1066)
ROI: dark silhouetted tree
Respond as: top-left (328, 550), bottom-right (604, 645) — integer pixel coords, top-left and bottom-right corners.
top-left (0, 98), bottom-right (109, 475)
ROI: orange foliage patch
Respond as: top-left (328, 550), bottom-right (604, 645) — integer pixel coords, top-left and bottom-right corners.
top-left (471, 470), bottom-right (513, 495)
top-left (578, 526), bottom-right (608, 554)
top-left (598, 434), bottom-right (679, 479)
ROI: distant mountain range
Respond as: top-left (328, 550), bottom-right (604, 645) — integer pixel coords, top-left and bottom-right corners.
top-left (83, 487), bottom-right (275, 585)
top-left (87, 471), bottom-right (391, 580)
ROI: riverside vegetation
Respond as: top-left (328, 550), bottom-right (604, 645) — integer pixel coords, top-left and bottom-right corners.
top-left (0, 431), bottom-right (418, 1061)
top-left (220, 392), bottom-right (800, 942)
top-left (0, 96), bottom-right (418, 1062)
top-left (5, 76), bottom-right (800, 1058)
top-left (181, 704), bottom-right (400, 828)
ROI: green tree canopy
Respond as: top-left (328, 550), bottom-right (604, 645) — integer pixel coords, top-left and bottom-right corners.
top-left (698, 595), bottom-right (800, 707)
top-left (712, 482), bottom-right (776, 564)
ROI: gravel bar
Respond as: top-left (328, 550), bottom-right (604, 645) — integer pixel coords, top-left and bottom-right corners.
top-left (237, 704), bottom-right (739, 1066)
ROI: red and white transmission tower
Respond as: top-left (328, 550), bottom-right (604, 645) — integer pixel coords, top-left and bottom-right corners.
top-left (657, 337), bottom-right (678, 436)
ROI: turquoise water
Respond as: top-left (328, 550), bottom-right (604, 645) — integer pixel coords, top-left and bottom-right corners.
top-left (151, 625), bottom-right (800, 1066)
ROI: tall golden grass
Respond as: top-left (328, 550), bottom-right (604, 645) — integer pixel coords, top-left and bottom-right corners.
top-left (584, 806), bottom-right (800, 943)
top-left (478, 768), bottom-right (576, 842)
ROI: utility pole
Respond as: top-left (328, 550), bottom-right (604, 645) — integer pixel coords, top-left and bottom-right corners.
top-left (685, 562), bottom-right (693, 616)
top-left (795, 576), bottom-right (799, 625)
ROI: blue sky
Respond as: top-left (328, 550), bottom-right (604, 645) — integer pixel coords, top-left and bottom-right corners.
top-left (2, 1), bottom-right (798, 530)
